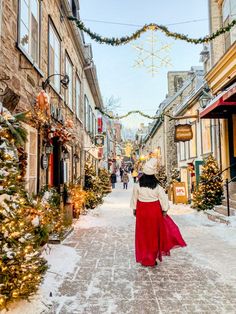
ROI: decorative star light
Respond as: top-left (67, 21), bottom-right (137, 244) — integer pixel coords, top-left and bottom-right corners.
top-left (132, 30), bottom-right (172, 77)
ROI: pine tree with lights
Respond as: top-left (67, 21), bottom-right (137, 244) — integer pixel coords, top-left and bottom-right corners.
top-left (192, 154), bottom-right (223, 210)
top-left (155, 164), bottom-right (167, 190)
top-left (98, 168), bottom-right (111, 195)
top-left (0, 108), bottom-right (47, 310)
top-left (84, 162), bottom-right (103, 209)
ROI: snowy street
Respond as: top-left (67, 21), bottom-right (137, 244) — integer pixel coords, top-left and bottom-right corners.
top-left (5, 181), bottom-right (236, 314)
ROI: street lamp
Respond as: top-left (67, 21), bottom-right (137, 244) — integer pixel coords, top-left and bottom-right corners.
top-left (199, 90), bottom-right (213, 109)
top-left (42, 74), bottom-right (70, 90)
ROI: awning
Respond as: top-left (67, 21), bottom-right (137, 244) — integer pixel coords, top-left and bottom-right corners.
top-left (200, 83), bottom-right (236, 119)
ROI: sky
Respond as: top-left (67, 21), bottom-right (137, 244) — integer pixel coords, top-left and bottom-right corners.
top-left (79, 0), bottom-right (209, 130)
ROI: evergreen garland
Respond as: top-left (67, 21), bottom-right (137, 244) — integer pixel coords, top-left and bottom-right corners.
top-left (68, 16), bottom-right (236, 46)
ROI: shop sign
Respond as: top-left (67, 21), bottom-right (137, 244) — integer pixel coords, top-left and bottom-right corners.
top-left (95, 134), bottom-right (104, 147)
top-left (173, 182), bottom-right (187, 204)
top-left (41, 154), bottom-right (48, 170)
top-left (50, 104), bottom-right (65, 124)
top-left (174, 124), bottom-right (193, 142)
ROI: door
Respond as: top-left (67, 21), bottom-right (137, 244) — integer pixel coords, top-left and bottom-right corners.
top-left (228, 115), bottom-right (236, 181)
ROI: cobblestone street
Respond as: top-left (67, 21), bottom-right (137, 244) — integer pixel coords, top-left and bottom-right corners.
top-left (6, 182), bottom-right (236, 314)
top-left (47, 183), bottom-right (236, 314)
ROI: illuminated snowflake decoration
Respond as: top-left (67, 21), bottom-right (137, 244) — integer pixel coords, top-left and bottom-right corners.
top-left (132, 30), bottom-right (172, 77)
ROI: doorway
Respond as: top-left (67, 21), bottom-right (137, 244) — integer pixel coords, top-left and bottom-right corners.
top-left (228, 115), bottom-right (236, 181)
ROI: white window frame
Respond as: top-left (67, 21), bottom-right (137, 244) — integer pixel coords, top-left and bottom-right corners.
top-left (24, 123), bottom-right (38, 195)
top-left (49, 21), bottom-right (61, 93)
top-left (18, 0), bottom-right (40, 64)
top-left (65, 54), bottom-right (73, 110)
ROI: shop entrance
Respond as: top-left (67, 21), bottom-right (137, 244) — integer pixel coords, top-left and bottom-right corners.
top-left (228, 114), bottom-right (236, 181)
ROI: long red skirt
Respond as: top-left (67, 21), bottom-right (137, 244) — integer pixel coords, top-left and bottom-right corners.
top-left (135, 200), bottom-right (187, 266)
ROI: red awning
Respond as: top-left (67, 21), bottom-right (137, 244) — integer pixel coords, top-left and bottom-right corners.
top-left (200, 84), bottom-right (236, 119)
top-left (223, 83), bottom-right (236, 102)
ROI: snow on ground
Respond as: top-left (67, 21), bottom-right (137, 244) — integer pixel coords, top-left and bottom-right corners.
top-left (2, 243), bottom-right (79, 314)
top-left (3, 179), bottom-right (236, 313)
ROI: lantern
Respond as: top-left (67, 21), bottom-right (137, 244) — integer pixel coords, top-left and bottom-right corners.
top-left (174, 124), bottom-right (193, 142)
top-left (95, 134), bottom-right (104, 147)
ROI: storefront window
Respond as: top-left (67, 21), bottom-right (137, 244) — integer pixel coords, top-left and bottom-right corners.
top-left (179, 142), bottom-right (186, 161)
top-left (201, 119), bottom-right (212, 154)
top-left (189, 122), bottom-right (197, 158)
top-left (49, 23), bottom-right (61, 92)
top-left (24, 124), bottom-right (38, 194)
top-left (222, 0), bottom-right (236, 50)
top-left (19, 0), bottom-right (40, 64)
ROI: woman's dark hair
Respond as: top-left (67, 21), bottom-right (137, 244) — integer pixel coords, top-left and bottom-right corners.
top-left (138, 174), bottom-right (159, 189)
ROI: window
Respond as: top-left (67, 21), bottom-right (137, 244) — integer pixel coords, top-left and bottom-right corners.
top-left (65, 55), bottom-right (73, 110)
top-left (222, 0), bottom-right (236, 50)
top-left (201, 119), bottom-right (212, 155)
top-left (24, 124), bottom-right (38, 195)
top-left (75, 75), bottom-right (82, 120)
top-left (67, 0), bottom-right (79, 18)
top-left (84, 95), bottom-right (90, 131)
top-left (49, 22), bottom-right (61, 92)
top-left (189, 122), bottom-right (197, 158)
top-left (89, 107), bottom-right (93, 134)
top-left (179, 142), bottom-right (186, 161)
top-left (19, 0), bottom-right (40, 64)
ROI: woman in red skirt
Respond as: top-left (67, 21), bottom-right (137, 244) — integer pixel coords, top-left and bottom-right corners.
top-left (130, 158), bottom-right (186, 267)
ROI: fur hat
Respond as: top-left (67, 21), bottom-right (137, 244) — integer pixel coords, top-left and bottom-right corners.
top-left (143, 158), bottom-right (157, 175)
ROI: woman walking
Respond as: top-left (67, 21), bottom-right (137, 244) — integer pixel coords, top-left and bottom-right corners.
top-left (130, 158), bottom-right (186, 267)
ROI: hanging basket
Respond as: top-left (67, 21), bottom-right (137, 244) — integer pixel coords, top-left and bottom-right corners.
top-left (174, 124), bottom-right (193, 142)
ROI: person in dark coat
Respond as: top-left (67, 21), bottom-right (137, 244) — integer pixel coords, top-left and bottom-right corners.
top-left (120, 167), bottom-right (124, 182)
top-left (110, 172), bottom-right (117, 189)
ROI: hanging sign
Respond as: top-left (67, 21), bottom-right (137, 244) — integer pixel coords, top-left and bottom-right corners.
top-left (95, 134), bottom-right (104, 147)
top-left (174, 124), bottom-right (193, 142)
top-left (41, 154), bottom-right (48, 170)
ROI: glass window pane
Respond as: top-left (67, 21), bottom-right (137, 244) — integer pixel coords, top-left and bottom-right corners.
top-left (21, 0), bottom-right (29, 28)
top-left (31, 0), bottom-right (38, 19)
top-left (49, 24), bottom-right (61, 92)
top-left (31, 14), bottom-right (39, 63)
top-left (20, 22), bottom-right (29, 52)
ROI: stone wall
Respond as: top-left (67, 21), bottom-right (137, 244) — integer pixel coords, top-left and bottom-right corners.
top-left (0, 0), bottom-right (99, 191)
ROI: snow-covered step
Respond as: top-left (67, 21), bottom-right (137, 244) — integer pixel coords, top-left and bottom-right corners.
top-left (205, 210), bottom-right (231, 225)
top-left (214, 205), bottom-right (236, 216)
top-left (222, 198), bottom-right (236, 210)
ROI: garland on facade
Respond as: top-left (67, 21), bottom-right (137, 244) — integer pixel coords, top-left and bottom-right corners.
top-left (0, 107), bottom-right (47, 310)
top-left (68, 16), bottom-right (236, 45)
top-left (95, 107), bottom-right (164, 120)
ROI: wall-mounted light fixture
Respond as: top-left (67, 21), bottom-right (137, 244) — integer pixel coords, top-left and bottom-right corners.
top-left (42, 74), bottom-right (69, 90)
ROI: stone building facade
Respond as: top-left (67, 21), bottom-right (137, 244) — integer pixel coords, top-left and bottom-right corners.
top-left (143, 68), bottom-right (200, 180)
top-left (0, 0), bottom-right (103, 195)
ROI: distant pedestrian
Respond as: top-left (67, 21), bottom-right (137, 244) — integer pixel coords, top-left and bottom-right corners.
top-left (120, 167), bottom-right (124, 182)
top-left (130, 158), bottom-right (186, 267)
top-left (131, 169), bottom-right (138, 183)
top-left (122, 171), bottom-right (129, 189)
top-left (110, 172), bottom-right (117, 189)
